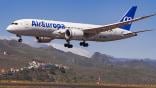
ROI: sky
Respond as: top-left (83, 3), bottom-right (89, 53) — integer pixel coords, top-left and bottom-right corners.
top-left (0, 0), bottom-right (156, 59)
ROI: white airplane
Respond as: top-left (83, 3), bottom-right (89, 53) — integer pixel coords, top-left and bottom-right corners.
top-left (6, 6), bottom-right (155, 48)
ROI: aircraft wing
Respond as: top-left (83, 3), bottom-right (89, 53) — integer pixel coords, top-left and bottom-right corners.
top-left (83, 13), bottom-right (156, 37)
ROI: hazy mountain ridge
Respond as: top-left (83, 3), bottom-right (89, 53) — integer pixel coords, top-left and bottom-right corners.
top-left (0, 39), bottom-right (156, 84)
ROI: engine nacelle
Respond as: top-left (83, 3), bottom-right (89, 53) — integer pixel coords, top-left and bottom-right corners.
top-left (65, 29), bottom-right (84, 40)
top-left (36, 37), bottom-right (52, 43)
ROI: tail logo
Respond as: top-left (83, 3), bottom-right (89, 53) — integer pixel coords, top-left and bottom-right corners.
top-left (119, 6), bottom-right (137, 30)
top-left (123, 16), bottom-right (132, 22)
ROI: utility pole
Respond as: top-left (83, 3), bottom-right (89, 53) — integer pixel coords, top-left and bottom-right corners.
top-left (96, 72), bottom-right (102, 85)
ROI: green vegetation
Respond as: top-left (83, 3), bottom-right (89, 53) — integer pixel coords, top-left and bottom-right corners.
top-left (0, 39), bottom-right (156, 84)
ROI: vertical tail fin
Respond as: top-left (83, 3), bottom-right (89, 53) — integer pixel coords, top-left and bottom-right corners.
top-left (119, 6), bottom-right (137, 30)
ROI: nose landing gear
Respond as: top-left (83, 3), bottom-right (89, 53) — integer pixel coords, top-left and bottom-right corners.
top-left (16, 35), bottom-right (22, 42)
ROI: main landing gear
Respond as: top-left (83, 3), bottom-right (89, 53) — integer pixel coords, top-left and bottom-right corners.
top-left (64, 40), bottom-right (89, 48)
top-left (64, 40), bottom-right (73, 48)
top-left (16, 34), bottom-right (22, 42)
top-left (79, 41), bottom-right (89, 47)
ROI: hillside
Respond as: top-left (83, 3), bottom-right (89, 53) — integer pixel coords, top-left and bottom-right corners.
top-left (0, 39), bottom-right (156, 84)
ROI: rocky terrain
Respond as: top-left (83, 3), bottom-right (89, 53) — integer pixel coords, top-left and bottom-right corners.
top-left (0, 39), bottom-right (156, 84)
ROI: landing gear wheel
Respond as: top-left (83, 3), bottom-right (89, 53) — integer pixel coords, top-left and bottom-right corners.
top-left (18, 39), bottom-right (22, 42)
top-left (84, 43), bottom-right (89, 47)
top-left (16, 35), bottom-right (22, 43)
top-left (64, 43), bottom-right (68, 47)
top-left (64, 43), bottom-right (73, 48)
top-left (80, 42), bottom-right (83, 46)
top-left (68, 44), bottom-right (73, 48)
top-left (64, 40), bottom-right (73, 48)
top-left (79, 41), bottom-right (89, 47)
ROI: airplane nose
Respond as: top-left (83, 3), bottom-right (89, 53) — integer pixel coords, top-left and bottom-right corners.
top-left (6, 25), bottom-right (11, 31)
top-left (6, 25), bottom-right (14, 33)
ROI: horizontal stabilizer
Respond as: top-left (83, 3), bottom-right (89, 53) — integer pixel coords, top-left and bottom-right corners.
top-left (133, 29), bottom-right (152, 33)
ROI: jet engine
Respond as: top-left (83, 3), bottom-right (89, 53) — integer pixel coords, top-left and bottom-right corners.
top-left (65, 29), bottom-right (84, 40)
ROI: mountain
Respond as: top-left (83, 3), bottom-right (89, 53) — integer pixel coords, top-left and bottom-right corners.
top-left (0, 39), bottom-right (156, 84)
top-left (0, 39), bottom-right (91, 69)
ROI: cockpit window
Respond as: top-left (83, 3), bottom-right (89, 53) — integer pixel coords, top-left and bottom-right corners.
top-left (11, 23), bottom-right (18, 25)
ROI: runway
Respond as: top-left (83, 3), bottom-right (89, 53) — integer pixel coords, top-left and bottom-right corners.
top-left (0, 81), bottom-right (155, 88)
